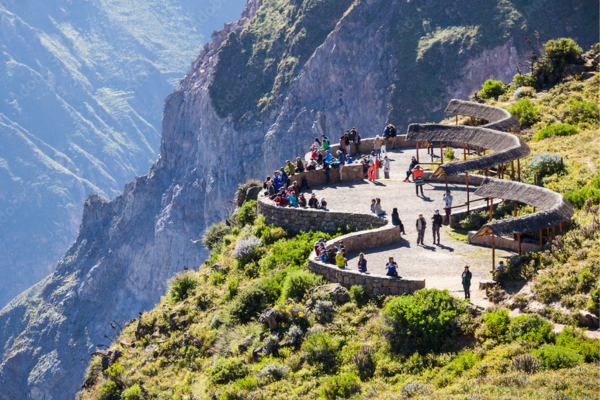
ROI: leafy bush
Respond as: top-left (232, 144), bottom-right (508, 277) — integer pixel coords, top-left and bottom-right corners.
top-left (279, 270), bottom-right (323, 302)
top-left (505, 314), bottom-right (554, 344)
top-left (381, 289), bottom-right (472, 354)
top-left (210, 314), bottom-right (223, 330)
top-left (460, 210), bottom-right (488, 231)
top-left (349, 285), bottom-right (365, 304)
top-left (444, 351), bottom-right (479, 376)
top-left (444, 146), bottom-right (455, 161)
top-left (533, 124), bottom-right (579, 141)
top-left (209, 271), bottom-right (226, 286)
top-left (238, 200), bottom-right (257, 226)
top-left (257, 364), bottom-right (289, 382)
top-left (479, 79), bottom-right (506, 98)
top-left (260, 231), bottom-right (332, 271)
top-left (227, 282), bottom-right (272, 325)
top-left (509, 98), bottom-right (539, 127)
top-left (208, 358), bottom-right (249, 385)
top-left (565, 186), bottom-right (600, 209)
top-left (352, 346), bottom-right (376, 380)
top-left (203, 221), bottom-right (232, 253)
top-left (589, 284), bottom-right (600, 315)
top-left (562, 100), bottom-right (599, 126)
top-left (528, 152), bottom-right (564, 182)
top-left (227, 277), bottom-right (239, 299)
top-left (545, 38), bottom-right (583, 67)
top-left (514, 86), bottom-right (537, 99)
top-left (533, 345), bottom-right (584, 370)
top-left (167, 273), bottom-right (199, 303)
top-left (259, 226), bottom-right (287, 245)
top-left (478, 309), bottom-right (510, 342)
top-left (314, 300), bottom-right (335, 324)
top-left (509, 354), bottom-right (542, 374)
top-left (263, 334), bottom-right (280, 356)
top-left (320, 373), bottom-right (360, 399)
top-left (121, 384), bottom-right (144, 400)
top-left (513, 74), bottom-right (539, 90)
top-left (98, 381), bottom-right (121, 400)
top-left (400, 382), bottom-right (429, 398)
top-left (556, 328), bottom-right (600, 363)
top-left (302, 331), bottom-right (339, 366)
top-left (233, 235), bottom-right (262, 267)
top-left (287, 324), bottom-right (304, 345)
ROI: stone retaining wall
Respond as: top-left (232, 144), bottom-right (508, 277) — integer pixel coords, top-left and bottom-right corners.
top-left (287, 163), bottom-right (365, 188)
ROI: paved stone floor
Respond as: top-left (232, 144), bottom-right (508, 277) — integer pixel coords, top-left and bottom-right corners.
top-left (305, 147), bottom-right (513, 304)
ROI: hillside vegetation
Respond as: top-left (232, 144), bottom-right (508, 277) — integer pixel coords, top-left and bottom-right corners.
top-left (78, 38), bottom-right (599, 400)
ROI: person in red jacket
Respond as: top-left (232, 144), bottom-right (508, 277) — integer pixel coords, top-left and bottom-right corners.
top-left (274, 193), bottom-right (288, 206)
top-left (412, 165), bottom-right (425, 196)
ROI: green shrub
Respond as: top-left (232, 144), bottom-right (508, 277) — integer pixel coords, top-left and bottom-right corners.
top-left (259, 225), bottom-right (287, 245)
top-left (279, 270), bottom-right (323, 302)
top-left (444, 351), bottom-right (479, 375)
top-left (512, 74), bottom-right (539, 90)
top-left (209, 271), bottom-right (226, 286)
top-left (233, 235), bottom-right (262, 267)
top-left (167, 273), bottom-right (199, 303)
top-left (509, 354), bottom-right (542, 374)
top-left (257, 364), bottom-right (289, 382)
top-left (320, 372), bottom-right (360, 399)
top-left (260, 231), bottom-right (332, 271)
top-left (98, 381), bottom-right (121, 400)
top-left (314, 300), bottom-right (335, 324)
top-left (514, 86), bottom-right (537, 99)
top-left (349, 285), bottom-right (365, 304)
top-left (533, 345), bottom-right (584, 370)
top-left (562, 100), bottom-right (600, 126)
top-left (352, 346), bottom-right (376, 380)
top-left (589, 284), bottom-right (600, 315)
top-left (460, 210), bottom-right (488, 231)
top-left (556, 327), bottom-right (600, 363)
top-left (227, 277), bottom-right (239, 299)
top-left (545, 38), bottom-right (583, 67)
top-left (479, 79), bottom-right (507, 99)
top-left (121, 384), bottom-right (144, 400)
top-left (400, 382), bottom-right (429, 398)
top-left (478, 309), bottom-right (510, 342)
top-left (381, 289), bottom-right (472, 354)
top-left (508, 98), bottom-right (539, 127)
top-left (533, 124), bottom-right (579, 141)
top-left (238, 200), bottom-right (257, 226)
top-left (528, 152), bottom-right (564, 182)
top-left (226, 282), bottom-right (272, 325)
top-left (565, 186), bottom-right (600, 209)
top-left (302, 331), bottom-right (339, 366)
top-left (505, 314), bottom-right (554, 344)
top-left (208, 358), bottom-right (249, 385)
top-left (203, 221), bottom-right (232, 253)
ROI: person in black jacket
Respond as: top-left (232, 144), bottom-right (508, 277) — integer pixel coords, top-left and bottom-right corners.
top-left (462, 266), bottom-right (472, 300)
top-left (308, 193), bottom-right (320, 208)
top-left (416, 213), bottom-right (426, 245)
top-left (266, 181), bottom-right (277, 199)
top-left (391, 208), bottom-right (406, 234)
top-left (432, 209), bottom-right (443, 244)
top-left (403, 156), bottom-right (419, 182)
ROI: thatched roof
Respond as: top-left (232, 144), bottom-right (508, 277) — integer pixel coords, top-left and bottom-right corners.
top-left (406, 123), bottom-right (530, 177)
top-left (445, 99), bottom-right (520, 131)
top-left (473, 177), bottom-right (574, 238)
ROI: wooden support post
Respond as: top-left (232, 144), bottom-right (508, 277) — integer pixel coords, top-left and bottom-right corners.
top-left (517, 159), bottom-right (521, 182)
top-left (445, 175), bottom-right (448, 192)
top-left (466, 172), bottom-right (470, 213)
top-left (511, 161), bottom-right (515, 181)
top-left (463, 143), bottom-right (466, 160)
top-left (517, 233), bottom-right (522, 254)
top-left (483, 148), bottom-right (488, 176)
top-left (440, 142), bottom-right (444, 164)
top-left (456, 114), bottom-right (458, 125)
top-left (470, 117), bottom-right (473, 126)
top-left (514, 201), bottom-right (517, 217)
top-left (416, 141), bottom-right (419, 163)
top-left (489, 198), bottom-right (494, 222)
top-left (491, 234), bottom-right (496, 276)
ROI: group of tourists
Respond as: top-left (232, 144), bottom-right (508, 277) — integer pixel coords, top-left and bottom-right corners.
top-left (263, 162), bottom-right (328, 209)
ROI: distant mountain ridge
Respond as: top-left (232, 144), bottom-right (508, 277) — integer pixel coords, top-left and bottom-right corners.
top-left (0, 0), bottom-right (245, 308)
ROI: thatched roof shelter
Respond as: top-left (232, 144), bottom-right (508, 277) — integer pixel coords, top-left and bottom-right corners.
top-left (406, 124), bottom-right (530, 177)
top-left (445, 99), bottom-right (520, 131)
top-left (473, 177), bottom-right (574, 238)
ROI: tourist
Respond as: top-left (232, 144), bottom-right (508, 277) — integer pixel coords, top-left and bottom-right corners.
top-left (273, 171), bottom-right (283, 190)
top-left (316, 152), bottom-right (324, 166)
top-left (327, 247), bottom-right (336, 264)
top-left (344, 133), bottom-right (351, 155)
top-left (462, 266), bottom-right (472, 300)
top-left (432, 209), bottom-right (443, 245)
top-left (314, 238), bottom-right (324, 254)
top-left (286, 191), bottom-right (298, 207)
top-left (298, 193), bottom-right (307, 207)
top-left (320, 249), bottom-right (328, 263)
top-left (285, 160), bottom-right (296, 176)
top-left (385, 257), bottom-right (400, 277)
top-left (339, 134), bottom-right (346, 154)
top-left (337, 150), bottom-right (346, 181)
top-left (383, 156), bottom-right (390, 179)
top-left (416, 213), bottom-right (426, 245)
top-left (381, 135), bottom-right (388, 159)
top-left (280, 167), bottom-right (290, 188)
top-left (306, 160), bottom-right (317, 171)
top-left (322, 136), bottom-right (330, 151)
top-left (443, 190), bottom-right (453, 225)
top-left (325, 149), bottom-right (333, 164)
top-left (309, 193), bottom-right (320, 208)
top-left (388, 124), bottom-right (397, 149)
top-left (374, 135), bottom-right (382, 159)
top-left (336, 249), bottom-right (347, 268)
top-left (275, 193), bottom-right (288, 207)
top-left (323, 159), bottom-right (331, 184)
top-left (320, 197), bottom-right (328, 209)
top-left (357, 253), bottom-right (367, 273)
top-left (311, 146), bottom-right (319, 161)
top-left (266, 180), bottom-right (277, 199)
top-left (374, 198), bottom-right (384, 216)
top-left (403, 156), bottom-right (419, 182)
top-left (354, 130), bottom-right (362, 155)
top-left (339, 241), bottom-right (346, 253)
top-left (391, 208), bottom-right (406, 234)
top-left (370, 199), bottom-right (377, 213)
top-left (296, 157), bottom-right (305, 173)
top-left (289, 181), bottom-right (300, 197)
top-left (314, 137), bottom-right (322, 151)
top-left (263, 176), bottom-right (271, 189)
top-left (412, 165), bottom-right (425, 196)
top-left (368, 151), bottom-right (378, 181)
top-left (496, 261), bottom-right (505, 271)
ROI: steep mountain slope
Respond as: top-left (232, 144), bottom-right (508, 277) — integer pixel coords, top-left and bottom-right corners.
top-left (0, 0), bottom-right (246, 308)
top-left (0, 0), bottom-right (597, 398)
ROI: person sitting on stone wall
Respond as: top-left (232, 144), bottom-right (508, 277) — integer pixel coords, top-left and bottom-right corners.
top-left (385, 257), bottom-right (400, 278)
top-left (314, 137), bottom-right (322, 151)
top-left (320, 247), bottom-right (328, 263)
top-left (280, 167), bottom-right (290, 188)
top-left (285, 160), bottom-right (296, 176)
top-left (336, 249), bottom-right (347, 268)
top-left (266, 180), bottom-right (277, 199)
top-left (296, 157), bottom-right (305, 173)
top-left (320, 197), bottom-right (328, 209)
top-left (273, 171), bottom-right (283, 190)
top-left (298, 193), bottom-right (307, 207)
top-left (309, 193), bottom-right (320, 208)
top-left (391, 208), bottom-right (406, 234)
top-left (314, 238), bottom-right (324, 255)
top-left (327, 247), bottom-right (337, 265)
top-left (374, 198), bottom-right (385, 216)
top-left (311, 146), bottom-right (319, 161)
top-left (403, 156), bottom-right (418, 182)
top-left (370, 199), bottom-right (377, 213)
top-left (286, 190), bottom-right (298, 207)
top-left (274, 193), bottom-right (288, 207)
top-left (357, 253), bottom-right (367, 273)
top-left (290, 181), bottom-right (300, 197)
top-left (263, 176), bottom-right (271, 189)
top-left (306, 160), bottom-right (317, 171)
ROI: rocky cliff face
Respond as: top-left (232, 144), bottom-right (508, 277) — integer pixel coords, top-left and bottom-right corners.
top-left (0, 0), bottom-right (597, 398)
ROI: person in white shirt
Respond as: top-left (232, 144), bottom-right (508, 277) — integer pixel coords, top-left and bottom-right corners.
top-left (443, 190), bottom-right (453, 225)
top-left (383, 156), bottom-right (391, 179)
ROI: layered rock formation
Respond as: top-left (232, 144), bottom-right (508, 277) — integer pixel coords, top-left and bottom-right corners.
top-left (0, 0), bottom-right (597, 398)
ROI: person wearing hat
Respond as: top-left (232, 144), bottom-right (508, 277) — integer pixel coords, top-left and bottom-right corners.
top-left (403, 156), bottom-right (419, 182)
top-left (314, 238), bottom-right (324, 255)
top-left (462, 266), bottom-right (472, 300)
top-left (298, 193), bottom-right (307, 207)
top-left (412, 165), bottom-right (425, 196)
top-left (309, 193), bottom-right (320, 208)
top-left (416, 213), bottom-right (427, 245)
top-left (432, 209), bottom-right (443, 245)
top-left (320, 197), bottom-right (328, 209)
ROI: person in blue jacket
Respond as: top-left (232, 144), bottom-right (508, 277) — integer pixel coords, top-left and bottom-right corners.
top-left (272, 171), bottom-right (283, 190)
top-left (385, 257), bottom-right (400, 278)
top-left (325, 150), bottom-right (333, 164)
top-left (286, 191), bottom-right (298, 207)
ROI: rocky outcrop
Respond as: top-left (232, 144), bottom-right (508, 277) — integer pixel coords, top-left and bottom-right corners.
top-left (0, 0), bottom-right (597, 398)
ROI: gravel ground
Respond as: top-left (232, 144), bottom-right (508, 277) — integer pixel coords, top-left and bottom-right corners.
top-left (304, 147), bottom-right (513, 303)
